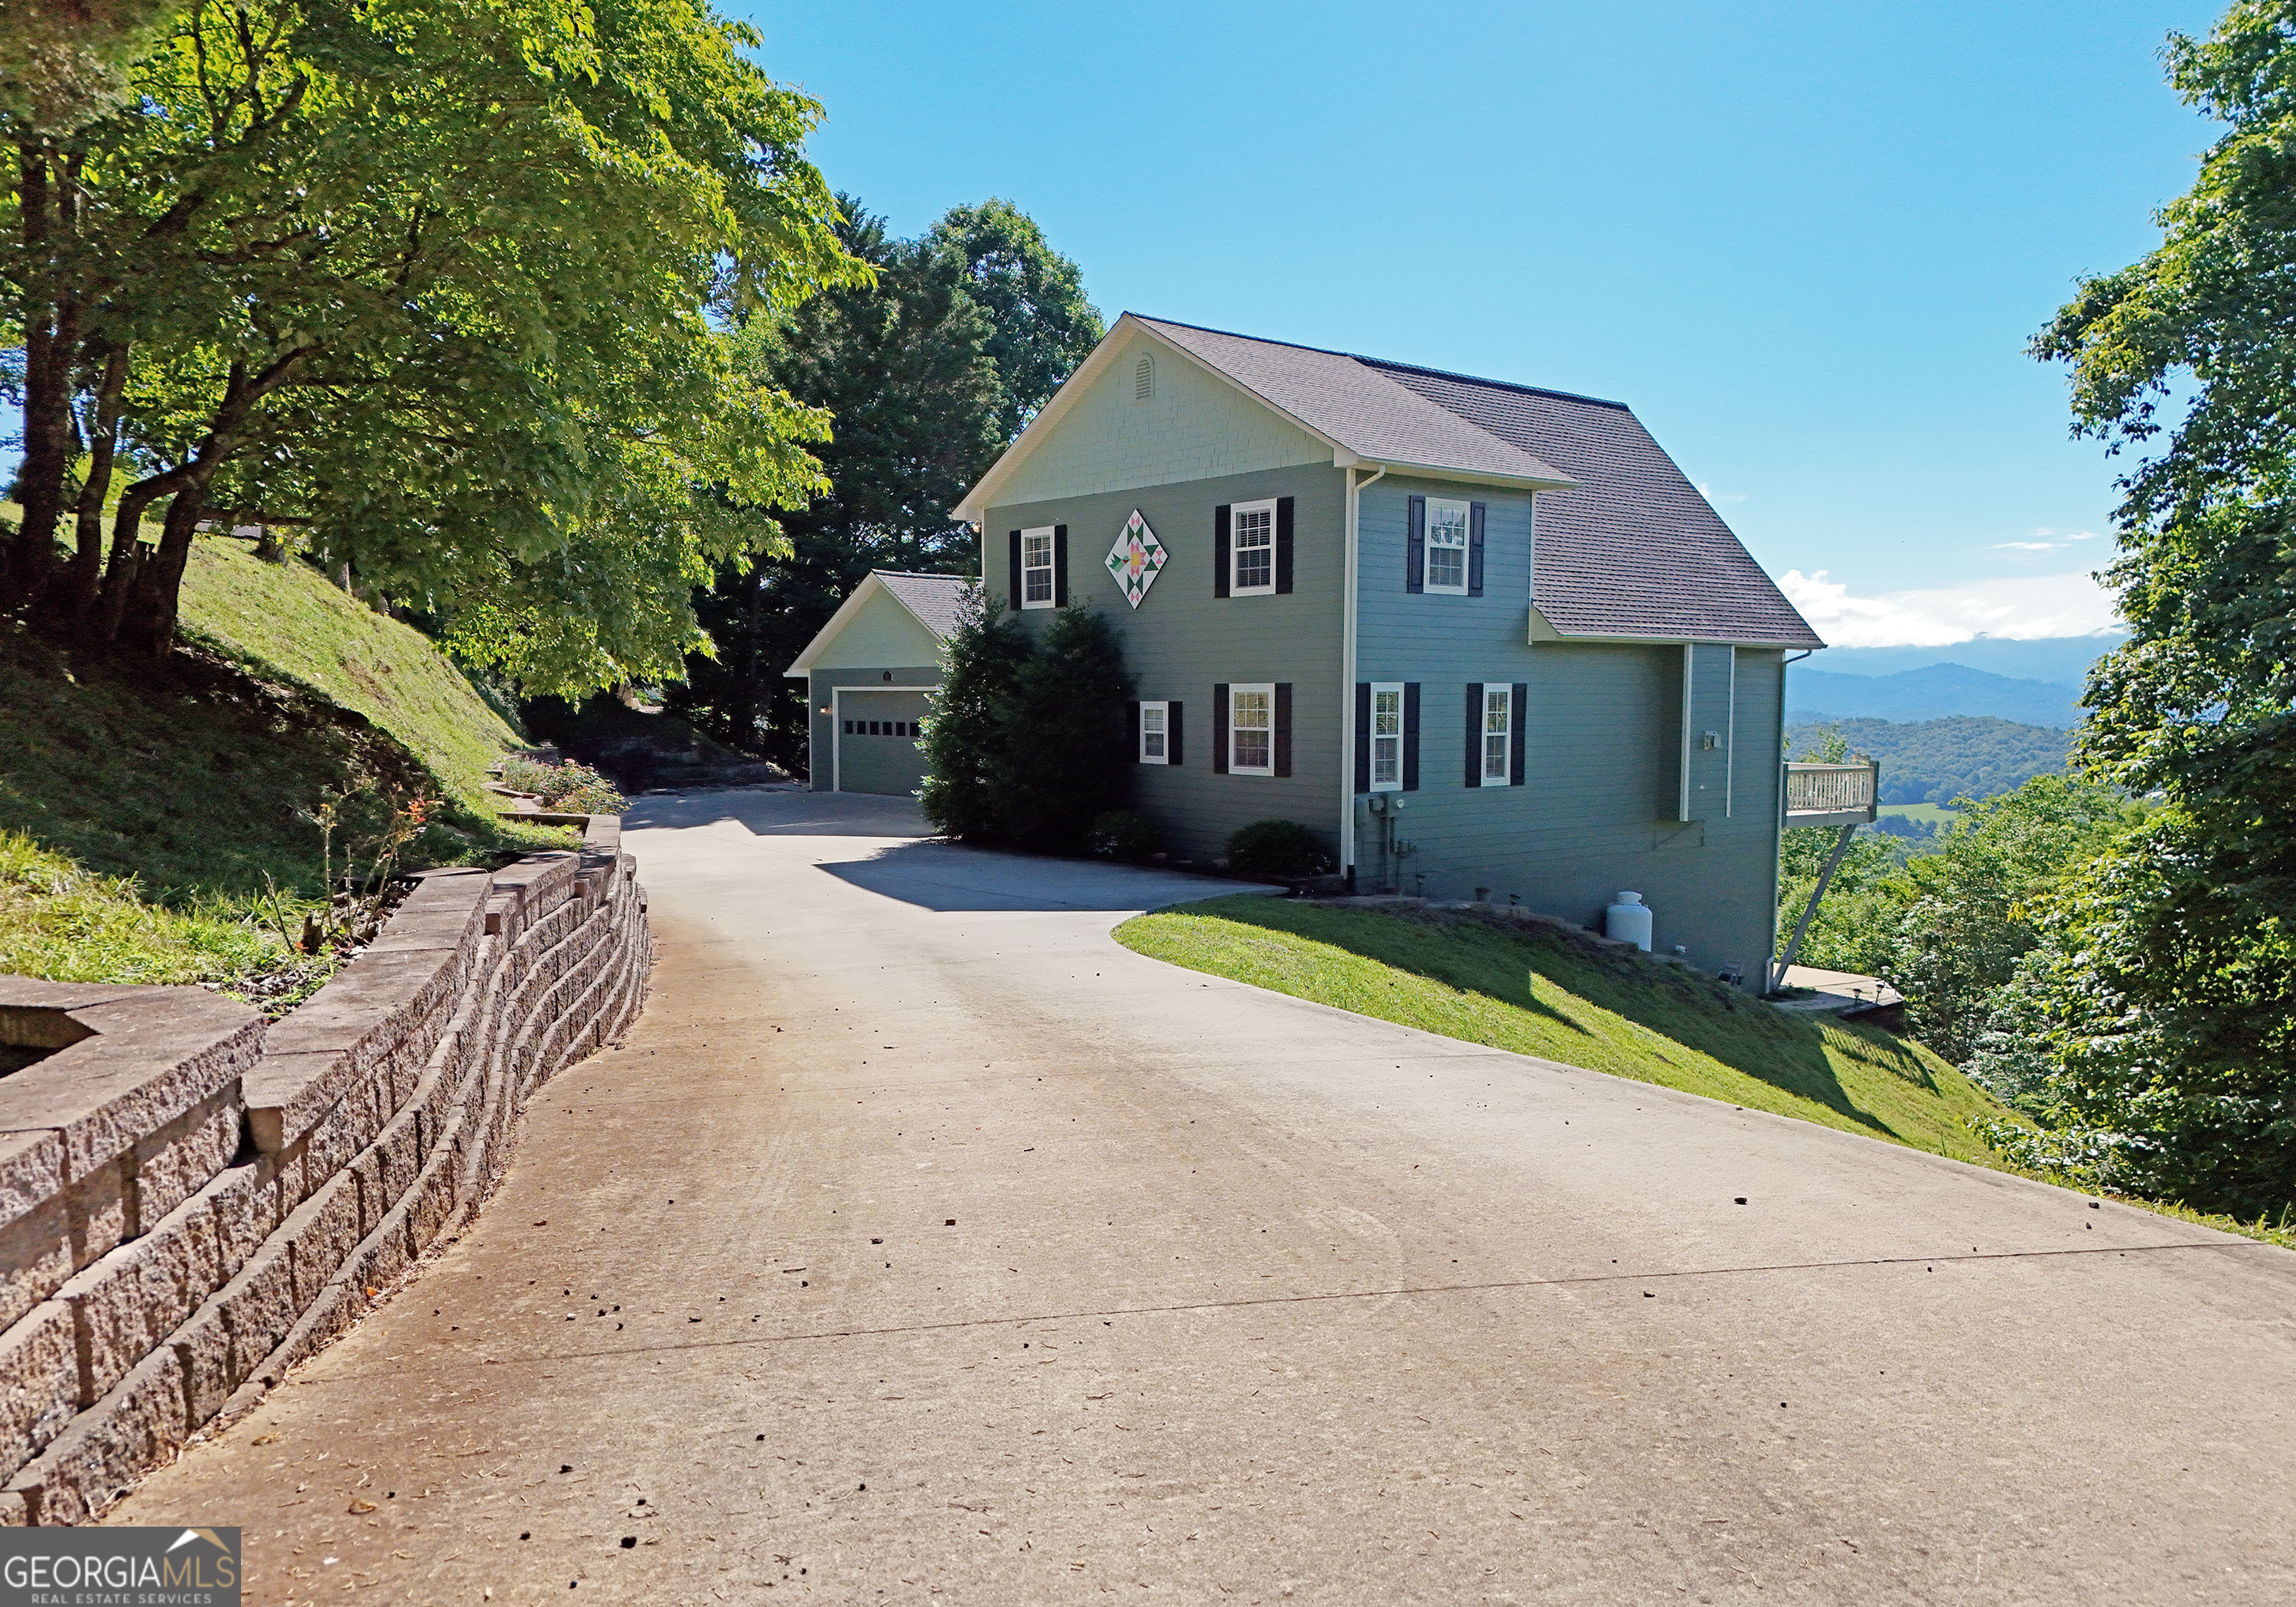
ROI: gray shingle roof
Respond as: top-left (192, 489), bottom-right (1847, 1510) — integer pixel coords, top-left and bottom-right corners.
top-left (1140, 319), bottom-right (1570, 487)
top-left (875, 571), bottom-right (970, 641)
top-left (1138, 318), bottom-right (1821, 649)
top-left (1365, 359), bottom-right (1823, 647)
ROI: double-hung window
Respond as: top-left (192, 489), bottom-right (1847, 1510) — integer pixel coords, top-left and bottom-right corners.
top-left (1424, 499), bottom-right (1470, 593)
top-left (1230, 500), bottom-right (1276, 595)
top-left (1230, 683), bottom-right (1274, 775)
top-left (1369, 682), bottom-right (1404, 791)
top-left (1482, 686), bottom-right (1512, 784)
top-left (1020, 526), bottom-right (1056, 608)
top-left (1140, 700), bottom-right (1169, 764)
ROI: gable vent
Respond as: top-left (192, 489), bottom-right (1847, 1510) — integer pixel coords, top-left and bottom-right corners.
top-left (1133, 354), bottom-right (1154, 401)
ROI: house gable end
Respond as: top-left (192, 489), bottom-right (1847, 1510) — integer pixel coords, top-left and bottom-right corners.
top-left (993, 327), bottom-right (1330, 509)
top-left (786, 576), bottom-right (946, 675)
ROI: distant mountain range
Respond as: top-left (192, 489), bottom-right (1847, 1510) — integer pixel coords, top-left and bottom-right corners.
top-left (1810, 634), bottom-right (2125, 684)
top-left (1787, 662), bottom-right (2086, 729)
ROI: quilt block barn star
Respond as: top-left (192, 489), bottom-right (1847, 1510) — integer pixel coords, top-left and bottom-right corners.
top-left (1104, 510), bottom-right (1168, 608)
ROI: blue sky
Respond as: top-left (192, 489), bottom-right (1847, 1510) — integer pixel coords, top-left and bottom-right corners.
top-left (737, 0), bottom-right (2222, 647)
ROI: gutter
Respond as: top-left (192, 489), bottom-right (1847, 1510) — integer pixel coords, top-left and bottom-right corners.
top-left (1339, 463), bottom-right (1387, 884)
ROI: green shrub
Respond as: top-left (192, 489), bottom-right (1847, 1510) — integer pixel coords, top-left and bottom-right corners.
top-left (498, 755), bottom-right (625, 813)
top-left (918, 592), bottom-right (1132, 852)
top-left (1087, 810), bottom-right (1165, 862)
top-left (918, 588), bottom-right (1033, 842)
top-left (1226, 819), bottom-right (1333, 879)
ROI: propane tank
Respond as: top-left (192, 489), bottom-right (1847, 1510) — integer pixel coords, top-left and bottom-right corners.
top-left (1605, 892), bottom-right (1653, 951)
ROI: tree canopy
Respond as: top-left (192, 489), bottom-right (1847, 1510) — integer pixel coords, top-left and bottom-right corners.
top-left (4, 0), bottom-right (855, 690)
top-left (2014, 0), bottom-right (2296, 1217)
top-left (668, 196), bottom-right (1101, 766)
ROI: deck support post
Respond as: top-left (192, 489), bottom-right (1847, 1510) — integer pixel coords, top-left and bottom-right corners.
top-left (1771, 823), bottom-right (1859, 993)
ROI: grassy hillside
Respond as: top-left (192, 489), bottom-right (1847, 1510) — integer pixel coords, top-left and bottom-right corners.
top-left (178, 536), bottom-right (523, 812)
top-left (0, 524), bottom-right (569, 994)
top-left (1118, 897), bottom-right (2012, 1165)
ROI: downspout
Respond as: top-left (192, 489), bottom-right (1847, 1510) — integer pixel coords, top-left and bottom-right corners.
top-left (1340, 463), bottom-right (1387, 888)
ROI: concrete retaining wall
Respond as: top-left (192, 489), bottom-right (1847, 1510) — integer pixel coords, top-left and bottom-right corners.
top-left (0, 817), bottom-right (650, 1524)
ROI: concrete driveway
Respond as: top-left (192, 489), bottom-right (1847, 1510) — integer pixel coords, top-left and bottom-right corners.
top-left (110, 790), bottom-right (2295, 1604)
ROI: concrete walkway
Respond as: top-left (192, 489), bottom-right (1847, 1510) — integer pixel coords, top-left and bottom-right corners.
top-left (110, 791), bottom-right (2295, 1604)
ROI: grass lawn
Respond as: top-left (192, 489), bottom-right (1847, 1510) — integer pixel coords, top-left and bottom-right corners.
top-left (1877, 802), bottom-right (1960, 825)
top-left (1117, 896), bottom-right (2011, 1165)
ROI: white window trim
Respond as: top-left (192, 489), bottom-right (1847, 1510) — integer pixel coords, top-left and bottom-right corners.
top-left (1229, 682), bottom-right (1276, 777)
top-left (1368, 680), bottom-right (1404, 794)
top-left (1020, 525), bottom-right (1056, 610)
top-left (1139, 699), bottom-right (1169, 765)
top-left (1479, 683), bottom-right (1513, 787)
top-left (1422, 497), bottom-right (1471, 595)
top-left (1229, 498), bottom-right (1277, 597)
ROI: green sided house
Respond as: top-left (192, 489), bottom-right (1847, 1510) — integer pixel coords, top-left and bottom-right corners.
top-left (785, 569), bottom-right (967, 797)
top-left (949, 313), bottom-right (1833, 981)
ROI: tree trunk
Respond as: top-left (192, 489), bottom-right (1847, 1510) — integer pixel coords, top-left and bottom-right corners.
top-left (6, 142), bottom-right (80, 614)
top-left (65, 341), bottom-right (132, 621)
top-left (124, 484), bottom-right (209, 656)
top-left (94, 474), bottom-right (174, 644)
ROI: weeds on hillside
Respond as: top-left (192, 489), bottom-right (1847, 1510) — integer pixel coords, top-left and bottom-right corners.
top-left (257, 786), bottom-right (437, 957)
top-left (0, 827), bottom-right (302, 989)
top-left (497, 754), bottom-right (625, 813)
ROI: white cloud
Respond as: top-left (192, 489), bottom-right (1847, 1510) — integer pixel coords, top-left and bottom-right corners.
top-left (1697, 482), bottom-right (1747, 506)
top-left (1776, 568), bottom-right (2121, 648)
top-left (1988, 540), bottom-right (2061, 552)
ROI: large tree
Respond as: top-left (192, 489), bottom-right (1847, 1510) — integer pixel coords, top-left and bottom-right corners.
top-left (669, 197), bottom-right (1101, 767)
top-left (2013, 0), bottom-right (2296, 1215)
top-left (3, 0), bottom-right (853, 686)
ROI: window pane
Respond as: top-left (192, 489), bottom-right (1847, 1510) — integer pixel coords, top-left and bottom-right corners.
top-left (1023, 532), bottom-right (1055, 603)
top-left (1373, 689), bottom-right (1400, 737)
top-left (1233, 689), bottom-right (1270, 769)
top-left (1234, 506), bottom-right (1273, 589)
top-left (1373, 735), bottom-right (1399, 784)
top-left (1485, 689), bottom-right (1510, 733)
top-left (1427, 504), bottom-right (1469, 590)
top-left (1485, 735), bottom-right (1508, 779)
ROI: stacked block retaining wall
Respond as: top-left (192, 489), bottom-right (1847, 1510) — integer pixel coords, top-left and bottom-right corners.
top-left (0, 817), bottom-right (650, 1524)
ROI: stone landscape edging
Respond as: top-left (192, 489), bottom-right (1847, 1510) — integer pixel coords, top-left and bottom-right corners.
top-left (0, 816), bottom-right (651, 1524)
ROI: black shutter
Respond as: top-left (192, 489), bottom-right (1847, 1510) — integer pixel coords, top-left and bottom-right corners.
top-left (1169, 701), bottom-right (1184, 767)
top-left (1509, 683), bottom-right (1528, 785)
top-left (1354, 683), bottom-right (1371, 794)
top-left (1007, 530), bottom-right (1022, 613)
top-left (1464, 683), bottom-right (1482, 788)
top-left (1275, 497), bottom-right (1295, 594)
top-left (1053, 525), bottom-right (1069, 606)
top-left (1405, 495), bottom-right (1426, 593)
top-left (1212, 684), bottom-right (1229, 773)
top-left (1402, 682), bottom-right (1420, 791)
top-left (1129, 699), bottom-right (1141, 762)
top-left (1213, 505), bottom-right (1231, 598)
top-left (1273, 683), bottom-right (1292, 777)
top-left (1468, 502), bottom-right (1487, 596)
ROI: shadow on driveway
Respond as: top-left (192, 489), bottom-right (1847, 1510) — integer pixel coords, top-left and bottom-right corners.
top-left (624, 787), bottom-right (1266, 914)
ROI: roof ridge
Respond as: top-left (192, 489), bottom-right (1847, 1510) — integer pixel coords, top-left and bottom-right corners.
top-left (1128, 313), bottom-right (1629, 412)
top-left (1360, 356), bottom-right (1629, 412)
top-left (872, 569), bottom-right (969, 581)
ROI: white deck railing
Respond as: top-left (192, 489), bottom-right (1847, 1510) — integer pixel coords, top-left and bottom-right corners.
top-left (1784, 761), bottom-right (1878, 820)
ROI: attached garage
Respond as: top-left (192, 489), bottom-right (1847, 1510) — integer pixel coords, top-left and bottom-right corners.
top-left (784, 571), bottom-right (967, 796)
